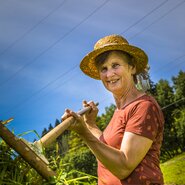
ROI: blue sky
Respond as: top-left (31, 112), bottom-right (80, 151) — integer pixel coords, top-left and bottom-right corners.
top-left (0, 0), bottom-right (185, 142)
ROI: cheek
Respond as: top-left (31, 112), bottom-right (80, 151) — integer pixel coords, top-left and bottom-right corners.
top-left (118, 68), bottom-right (133, 79)
top-left (99, 72), bottom-right (106, 81)
top-left (100, 77), bottom-right (107, 87)
top-left (99, 74), bottom-right (109, 88)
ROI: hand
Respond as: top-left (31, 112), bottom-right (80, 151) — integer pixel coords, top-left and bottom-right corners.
top-left (61, 109), bottom-right (88, 135)
top-left (82, 100), bottom-right (99, 126)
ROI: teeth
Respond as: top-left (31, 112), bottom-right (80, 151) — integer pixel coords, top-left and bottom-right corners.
top-left (109, 80), bottom-right (117, 83)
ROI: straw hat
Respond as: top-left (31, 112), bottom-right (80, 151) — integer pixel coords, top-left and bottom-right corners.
top-left (80, 34), bottom-right (148, 80)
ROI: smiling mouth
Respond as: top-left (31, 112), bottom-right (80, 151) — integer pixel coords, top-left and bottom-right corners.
top-left (108, 79), bottom-right (119, 84)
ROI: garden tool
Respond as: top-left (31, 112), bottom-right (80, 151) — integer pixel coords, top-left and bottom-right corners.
top-left (0, 103), bottom-right (98, 181)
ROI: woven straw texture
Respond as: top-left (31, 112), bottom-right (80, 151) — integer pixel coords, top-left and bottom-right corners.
top-left (80, 34), bottom-right (148, 80)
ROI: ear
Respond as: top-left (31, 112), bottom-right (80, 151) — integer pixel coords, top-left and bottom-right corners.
top-left (128, 57), bottom-right (136, 75)
top-left (130, 65), bottom-right (136, 75)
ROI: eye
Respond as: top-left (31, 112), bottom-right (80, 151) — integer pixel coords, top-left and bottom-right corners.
top-left (100, 66), bottom-right (107, 73)
top-left (112, 63), bottom-right (120, 69)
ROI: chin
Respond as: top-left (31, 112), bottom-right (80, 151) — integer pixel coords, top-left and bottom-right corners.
top-left (108, 88), bottom-right (122, 95)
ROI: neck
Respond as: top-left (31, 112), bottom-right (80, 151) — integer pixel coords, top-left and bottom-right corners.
top-left (113, 86), bottom-right (144, 109)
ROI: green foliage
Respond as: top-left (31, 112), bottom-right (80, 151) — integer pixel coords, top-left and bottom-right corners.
top-left (160, 152), bottom-right (185, 185)
top-left (0, 139), bottom-right (45, 184)
top-left (172, 70), bottom-right (185, 101)
top-left (62, 145), bottom-right (97, 176)
top-left (172, 108), bottom-right (185, 151)
top-left (96, 104), bottom-right (116, 130)
top-left (61, 131), bottom-right (97, 176)
top-left (147, 77), bottom-right (157, 96)
top-left (153, 77), bottom-right (184, 161)
top-left (155, 79), bottom-right (174, 107)
top-left (0, 139), bottom-right (97, 184)
top-left (42, 119), bottom-right (70, 159)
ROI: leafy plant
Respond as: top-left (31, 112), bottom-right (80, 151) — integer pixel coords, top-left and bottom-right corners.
top-left (0, 137), bottom-right (97, 185)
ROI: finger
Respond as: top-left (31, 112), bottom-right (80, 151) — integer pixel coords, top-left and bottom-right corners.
top-left (88, 101), bottom-right (98, 110)
top-left (69, 110), bottom-right (81, 121)
top-left (88, 101), bottom-right (95, 106)
top-left (61, 109), bottom-right (72, 121)
top-left (83, 100), bottom-right (88, 107)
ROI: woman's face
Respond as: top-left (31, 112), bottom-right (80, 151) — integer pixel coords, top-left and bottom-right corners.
top-left (98, 51), bottom-right (136, 96)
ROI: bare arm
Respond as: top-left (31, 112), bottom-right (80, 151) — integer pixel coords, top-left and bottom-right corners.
top-left (62, 101), bottom-right (152, 179)
top-left (81, 130), bottom-right (152, 179)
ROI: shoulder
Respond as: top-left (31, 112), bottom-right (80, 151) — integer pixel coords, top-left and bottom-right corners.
top-left (122, 94), bottom-right (159, 115)
top-left (124, 94), bottom-right (164, 128)
top-left (116, 94), bottom-right (164, 125)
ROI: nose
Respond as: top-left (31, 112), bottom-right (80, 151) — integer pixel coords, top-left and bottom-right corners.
top-left (106, 68), bottom-right (115, 78)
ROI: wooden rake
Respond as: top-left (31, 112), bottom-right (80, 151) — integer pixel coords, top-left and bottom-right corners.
top-left (0, 104), bottom-right (97, 181)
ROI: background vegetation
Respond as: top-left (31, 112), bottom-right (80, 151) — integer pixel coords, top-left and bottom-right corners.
top-left (160, 152), bottom-right (185, 185)
top-left (0, 70), bottom-right (185, 184)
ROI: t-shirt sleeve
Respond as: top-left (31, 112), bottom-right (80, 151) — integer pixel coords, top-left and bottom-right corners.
top-left (125, 101), bottom-right (160, 141)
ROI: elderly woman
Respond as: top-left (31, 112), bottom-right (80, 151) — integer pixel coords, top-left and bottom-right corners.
top-left (62, 35), bottom-right (164, 185)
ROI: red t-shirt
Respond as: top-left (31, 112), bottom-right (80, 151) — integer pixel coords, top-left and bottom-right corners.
top-left (98, 94), bottom-right (164, 185)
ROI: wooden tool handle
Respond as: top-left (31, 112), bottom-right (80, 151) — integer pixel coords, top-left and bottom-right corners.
top-left (36, 103), bottom-right (98, 147)
top-left (0, 121), bottom-right (56, 181)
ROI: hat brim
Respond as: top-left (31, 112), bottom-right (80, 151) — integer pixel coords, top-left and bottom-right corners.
top-left (80, 43), bottom-right (148, 80)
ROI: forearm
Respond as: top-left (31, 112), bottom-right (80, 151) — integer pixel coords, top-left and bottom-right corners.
top-left (86, 124), bottom-right (102, 139)
top-left (80, 129), bottom-right (132, 179)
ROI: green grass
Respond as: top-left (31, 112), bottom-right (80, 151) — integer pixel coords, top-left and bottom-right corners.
top-left (0, 139), bottom-right (97, 185)
top-left (160, 152), bottom-right (185, 185)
